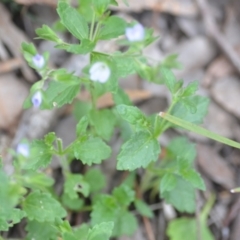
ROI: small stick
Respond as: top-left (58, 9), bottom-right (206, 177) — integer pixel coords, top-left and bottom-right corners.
top-left (195, 0), bottom-right (240, 75)
top-left (0, 58), bottom-right (23, 74)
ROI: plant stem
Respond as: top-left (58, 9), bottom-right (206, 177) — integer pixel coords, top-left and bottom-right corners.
top-left (92, 21), bottom-right (101, 41)
top-left (89, 12), bottom-right (96, 41)
top-left (156, 101), bottom-right (176, 136)
top-left (56, 138), bottom-right (70, 175)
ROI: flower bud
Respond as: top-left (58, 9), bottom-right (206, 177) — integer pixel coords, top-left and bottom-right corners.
top-left (32, 54), bottom-right (45, 68)
top-left (16, 143), bottom-right (29, 157)
top-left (31, 91), bottom-right (42, 108)
top-left (125, 23), bottom-right (145, 42)
top-left (89, 62), bottom-right (111, 83)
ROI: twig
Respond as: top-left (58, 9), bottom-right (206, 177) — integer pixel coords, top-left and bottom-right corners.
top-left (0, 58), bottom-right (23, 74)
top-left (142, 216), bottom-right (156, 240)
top-left (135, 183), bottom-right (156, 240)
top-left (195, 0), bottom-right (240, 75)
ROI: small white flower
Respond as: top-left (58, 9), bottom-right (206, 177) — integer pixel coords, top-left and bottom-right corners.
top-left (89, 62), bottom-right (111, 83)
top-left (32, 54), bottom-right (45, 68)
top-left (16, 143), bottom-right (29, 157)
top-left (31, 91), bottom-right (42, 108)
top-left (125, 23), bottom-right (145, 42)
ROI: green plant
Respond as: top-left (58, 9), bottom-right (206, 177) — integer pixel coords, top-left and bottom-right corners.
top-left (1, 0), bottom-right (240, 239)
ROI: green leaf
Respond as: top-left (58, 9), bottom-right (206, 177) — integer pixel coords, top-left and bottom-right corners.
top-left (92, 0), bottom-right (110, 15)
top-left (166, 137), bottom-right (196, 164)
top-left (98, 16), bottom-right (126, 40)
top-left (178, 168), bottom-right (205, 190)
top-left (35, 24), bottom-right (62, 43)
top-left (45, 80), bottom-right (80, 108)
top-left (89, 109), bottom-right (116, 141)
top-left (167, 198), bottom-right (214, 240)
top-left (74, 137), bottom-right (111, 165)
top-left (22, 140), bottom-right (52, 170)
top-left (114, 211), bottom-right (137, 237)
top-left (160, 173), bottom-right (177, 194)
top-left (171, 95), bottom-right (209, 124)
top-left (84, 168), bottom-right (106, 193)
top-left (26, 220), bottom-right (58, 240)
top-left (73, 100), bottom-right (91, 121)
top-left (116, 104), bottom-right (150, 130)
top-left (161, 54), bottom-right (182, 69)
top-left (0, 209), bottom-right (26, 231)
top-left (113, 88), bottom-right (132, 106)
top-left (76, 116), bottom-right (89, 136)
top-left (180, 81), bottom-right (199, 97)
top-left (62, 193), bottom-right (84, 211)
top-left (117, 131), bottom-right (160, 170)
top-left (160, 66), bottom-right (177, 93)
top-left (113, 53), bottom-right (136, 78)
top-left (135, 199), bottom-right (153, 218)
top-left (160, 112), bottom-right (240, 149)
top-left (23, 191), bottom-right (66, 222)
top-left (64, 174), bottom-right (90, 198)
top-left (23, 172), bottom-right (54, 190)
top-left (44, 132), bottom-right (56, 146)
top-left (91, 195), bottom-right (137, 237)
top-left (113, 185), bottom-right (135, 207)
top-left (167, 217), bottom-right (214, 240)
top-left (161, 177), bottom-right (195, 213)
top-left (91, 195), bottom-right (120, 226)
top-left (55, 39), bottom-right (95, 54)
top-left (22, 42), bottom-right (37, 56)
top-left (57, 2), bottom-right (89, 40)
top-left (87, 222), bottom-right (114, 240)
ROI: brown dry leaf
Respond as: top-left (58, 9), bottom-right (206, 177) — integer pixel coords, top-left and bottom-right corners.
top-left (0, 74), bottom-right (29, 130)
top-left (114, 0), bottom-right (198, 16)
top-left (78, 89), bottom-right (152, 109)
top-left (15, 0), bottom-right (198, 16)
top-left (197, 144), bottom-right (235, 189)
top-left (15, 0), bottom-right (57, 5)
top-left (210, 76), bottom-right (240, 119)
top-left (0, 58), bottom-right (23, 75)
top-left (0, 3), bottom-right (35, 82)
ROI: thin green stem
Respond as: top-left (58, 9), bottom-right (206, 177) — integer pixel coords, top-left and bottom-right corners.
top-left (92, 21), bottom-right (101, 41)
top-left (56, 138), bottom-right (70, 176)
top-left (155, 101), bottom-right (176, 136)
top-left (56, 138), bottom-right (64, 155)
top-left (90, 83), bottom-right (97, 111)
top-left (89, 12), bottom-right (96, 41)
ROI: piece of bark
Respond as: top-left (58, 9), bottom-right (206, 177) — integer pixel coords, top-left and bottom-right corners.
top-left (0, 58), bottom-right (23, 75)
top-left (15, 0), bottom-right (198, 16)
top-left (0, 3), bottom-right (35, 82)
top-left (0, 74), bottom-right (29, 130)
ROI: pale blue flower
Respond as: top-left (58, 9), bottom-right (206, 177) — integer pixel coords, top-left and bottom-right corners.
top-left (31, 91), bottom-right (42, 108)
top-left (125, 23), bottom-right (145, 42)
top-left (32, 54), bottom-right (45, 68)
top-left (89, 62), bottom-right (111, 83)
top-left (16, 143), bottom-right (29, 157)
